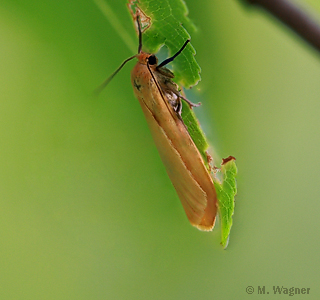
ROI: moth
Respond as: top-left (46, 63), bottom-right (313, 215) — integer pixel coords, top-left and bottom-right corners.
top-left (97, 17), bottom-right (218, 231)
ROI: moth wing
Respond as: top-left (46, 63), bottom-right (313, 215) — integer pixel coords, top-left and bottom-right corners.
top-left (131, 64), bottom-right (217, 230)
top-left (146, 111), bottom-right (208, 225)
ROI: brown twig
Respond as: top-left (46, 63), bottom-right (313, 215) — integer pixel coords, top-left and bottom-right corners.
top-left (242, 0), bottom-right (320, 53)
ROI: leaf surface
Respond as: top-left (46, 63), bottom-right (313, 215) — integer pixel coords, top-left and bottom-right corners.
top-left (213, 157), bottom-right (238, 249)
top-left (129, 0), bottom-right (201, 88)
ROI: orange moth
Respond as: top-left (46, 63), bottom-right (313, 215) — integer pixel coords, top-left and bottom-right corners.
top-left (98, 17), bottom-right (218, 231)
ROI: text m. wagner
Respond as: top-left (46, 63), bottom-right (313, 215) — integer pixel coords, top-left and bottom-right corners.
top-left (258, 286), bottom-right (311, 295)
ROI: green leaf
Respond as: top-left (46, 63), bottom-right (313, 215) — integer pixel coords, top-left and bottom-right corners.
top-left (213, 157), bottom-right (238, 249)
top-left (128, 0), bottom-right (201, 88)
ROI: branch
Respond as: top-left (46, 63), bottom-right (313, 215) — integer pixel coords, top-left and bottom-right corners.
top-left (242, 0), bottom-right (320, 53)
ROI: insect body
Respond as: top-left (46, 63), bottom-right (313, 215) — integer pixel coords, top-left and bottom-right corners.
top-left (131, 52), bottom-right (218, 230)
top-left (98, 17), bottom-right (218, 231)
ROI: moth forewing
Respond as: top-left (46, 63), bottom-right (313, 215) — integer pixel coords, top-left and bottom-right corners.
top-left (131, 54), bottom-right (218, 230)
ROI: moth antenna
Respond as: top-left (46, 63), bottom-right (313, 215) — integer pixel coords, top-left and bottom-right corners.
top-left (94, 15), bottom-right (143, 96)
top-left (157, 39), bottom-right (190, 69)
top-left (94, 55), bottom-right (136, 96)
top-left (137, 15), bottom-right (143, 53)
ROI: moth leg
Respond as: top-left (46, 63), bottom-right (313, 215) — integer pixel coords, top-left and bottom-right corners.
top-left (176, 98), bottom-right (183, 116)
top-left (180, 94), bottom-right (201, 108)
top-left (173, 90), bottom-right (201, 109)
top-left (172, 98), bottom-right (185, 124)
top-left (162, 79), bottom-right (201, 108)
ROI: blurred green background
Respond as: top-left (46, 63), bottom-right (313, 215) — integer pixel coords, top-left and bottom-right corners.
top-left (1, 0), bottom-right (320, 299)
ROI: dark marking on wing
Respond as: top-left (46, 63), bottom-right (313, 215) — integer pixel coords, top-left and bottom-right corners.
top-left (133, 79), bottom-right (142, 91)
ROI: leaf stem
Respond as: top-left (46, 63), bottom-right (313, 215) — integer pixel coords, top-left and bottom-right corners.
top-left (241, 0), bottom-right (320, 54)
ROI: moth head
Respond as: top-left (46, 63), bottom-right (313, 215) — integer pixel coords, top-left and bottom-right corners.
top-left (136, 52), bottom-right (158, 67)
top-left (94, 14), bottom-right (189, 95)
